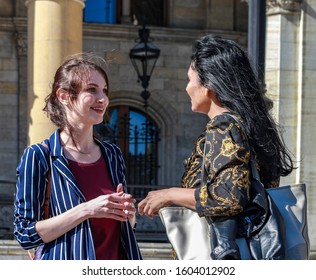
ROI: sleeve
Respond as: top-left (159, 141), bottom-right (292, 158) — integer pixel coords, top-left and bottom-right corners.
top-left (194, 116), bottom-right (251, 218)
top-left (13, 145), bottom-right (49, 249)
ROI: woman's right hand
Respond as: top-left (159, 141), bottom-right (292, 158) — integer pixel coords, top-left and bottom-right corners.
top-left (138, 189), bottom-right (172, 218)
top-left (138, 187), bottom-right (197, 218)
top-left (85, 190), bottom-right (136, 221)
top-left (35, 186), bottom-right (136, 243)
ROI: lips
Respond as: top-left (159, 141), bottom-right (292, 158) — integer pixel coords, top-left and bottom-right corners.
top-left (91, 107), bottom-right (105, 113)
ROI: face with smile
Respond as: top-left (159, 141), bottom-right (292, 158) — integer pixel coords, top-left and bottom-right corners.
top-left (186, 64), bottom-right (211, 114)
top-left (58, 70), bottom-right (109, 128)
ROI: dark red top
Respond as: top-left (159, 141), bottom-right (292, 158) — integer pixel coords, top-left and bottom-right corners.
top-left (68, 156), bottom-right (125, 259)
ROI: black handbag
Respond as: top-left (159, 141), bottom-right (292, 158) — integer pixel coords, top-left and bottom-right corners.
top-left (235, 155), bottom-right (287, 260)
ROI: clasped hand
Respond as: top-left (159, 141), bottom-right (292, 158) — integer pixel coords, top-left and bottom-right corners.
top-left (86, 183), bottom-right (136, 221)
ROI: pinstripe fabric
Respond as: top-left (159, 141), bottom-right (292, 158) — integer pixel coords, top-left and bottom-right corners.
top-left (14, 129), bottom-right (142, 260)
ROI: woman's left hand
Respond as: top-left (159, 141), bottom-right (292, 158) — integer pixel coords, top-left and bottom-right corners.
top-left (138, 189), bottom-right (172, 218)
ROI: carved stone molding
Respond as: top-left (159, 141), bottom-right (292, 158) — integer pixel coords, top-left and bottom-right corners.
top-left (267, 0), bottom-right (302, 15)
top-left (15, 32), bottom-right (27, 56)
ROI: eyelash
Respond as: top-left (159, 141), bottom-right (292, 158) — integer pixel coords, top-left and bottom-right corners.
top-left (87, 87), bottom-right (96, 93)
top-left (87, 87), bottom-right (108, 95)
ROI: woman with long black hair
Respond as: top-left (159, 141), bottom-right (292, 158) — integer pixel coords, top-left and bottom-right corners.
top-left (138, 34), bottom-right (294, 259)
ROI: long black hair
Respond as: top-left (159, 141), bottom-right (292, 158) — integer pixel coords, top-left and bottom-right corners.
top-left (191, 34), bottom-right (294, 185)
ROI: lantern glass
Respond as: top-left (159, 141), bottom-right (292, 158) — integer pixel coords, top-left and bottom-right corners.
top-left (129, 28), bottom-right (160, 90)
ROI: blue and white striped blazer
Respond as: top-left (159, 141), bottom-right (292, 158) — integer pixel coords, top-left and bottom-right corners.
top-left (14, 129), bottom-right (142, 260)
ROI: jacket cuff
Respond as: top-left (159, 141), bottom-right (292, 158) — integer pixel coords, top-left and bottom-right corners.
top-left (194, 187), bottom-right (204, 217)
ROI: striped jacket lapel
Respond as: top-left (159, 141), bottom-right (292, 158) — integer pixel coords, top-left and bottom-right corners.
top-left (96, 139), bottom-right (122, 188)
top-left (47, 130), bottom-right (86, 202)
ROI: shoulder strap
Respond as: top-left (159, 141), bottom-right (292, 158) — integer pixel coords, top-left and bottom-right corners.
top-left (41, 142), bottom-right (51, 219)
top-left (201, 132), bottom-right (211, 184)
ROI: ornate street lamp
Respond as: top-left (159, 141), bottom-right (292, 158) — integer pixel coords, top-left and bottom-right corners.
top-left (129, 24), bottom-right (160, 107)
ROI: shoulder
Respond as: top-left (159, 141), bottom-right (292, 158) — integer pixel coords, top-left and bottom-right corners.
top-left (18, 143), bottom-right (50, 171)
top-left (206, 113), bottom-right (246, 145)
top-left (207, 113), bottom-right (241, 133)
top-left (23, 143), bottom-right (49, 159)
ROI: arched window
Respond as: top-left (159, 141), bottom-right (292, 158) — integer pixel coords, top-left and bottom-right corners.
top-left (94, 106), bottom-right (159, 185)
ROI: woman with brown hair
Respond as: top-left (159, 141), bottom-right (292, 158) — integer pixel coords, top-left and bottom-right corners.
top-left (14, 53), bottom-right (142, 260)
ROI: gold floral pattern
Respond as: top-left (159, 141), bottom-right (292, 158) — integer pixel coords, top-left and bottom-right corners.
top-left (181, 113), bottom-right (251, 217)
top-left (221, 137), bottom-right (240, 158)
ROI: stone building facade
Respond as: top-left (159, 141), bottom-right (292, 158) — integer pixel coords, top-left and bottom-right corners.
top-left (0, 0), bottom-right (315, 258)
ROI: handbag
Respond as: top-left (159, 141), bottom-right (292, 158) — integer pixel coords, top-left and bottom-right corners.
top-left (159, 183), bottom-right (309, 260)
top-left (159, 206), bottom-right (252, 260)
top-left (266, 183), bottom-right (309, 259)
top-left (159, 121), bottom-right (309, 260)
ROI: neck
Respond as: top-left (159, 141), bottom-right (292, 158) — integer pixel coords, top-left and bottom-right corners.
top-left (66, 145), bottom-right (95, 154)
top-left (60, 129), bottom-right (95, 153)
top-left (61, 132), bottom-right (101, 163)
top-left (208, 106), bottom-right (230, 119)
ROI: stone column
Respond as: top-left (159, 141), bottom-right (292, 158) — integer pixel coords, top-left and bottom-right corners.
top-left (265, 0), bottom-right (302, 184)
top-left (25, 0), bottom-right (85, 145)
top-left (121, 0), bottom-right (132, 24)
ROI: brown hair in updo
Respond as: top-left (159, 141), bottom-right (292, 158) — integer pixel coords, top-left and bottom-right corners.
top-left (43, 53), bottom-right (109, 130)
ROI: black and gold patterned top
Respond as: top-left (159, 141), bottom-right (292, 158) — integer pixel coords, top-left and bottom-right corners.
top-left (181, 113), bottom-right (251, 218)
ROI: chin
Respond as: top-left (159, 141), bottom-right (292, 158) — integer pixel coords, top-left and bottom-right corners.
top-left (191, 107), bottom-right (200, 113)
top-left (91, 117), bottom-right (104, 125)
top-left (96, 118), bottom-right (104, 124)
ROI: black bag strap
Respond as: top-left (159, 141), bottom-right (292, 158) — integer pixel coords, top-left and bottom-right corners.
top-left (201, 132), bottom-right (210, 185)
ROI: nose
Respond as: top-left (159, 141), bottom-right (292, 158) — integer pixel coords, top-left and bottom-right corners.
top-left (185, 83), bottom-right (189, 93)
top-left (97, 90), bottom-right (107, 100)
top-left (98, 95), bottom-right (108, 104)
top-left (98, 93), bottom-right (109, 106)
